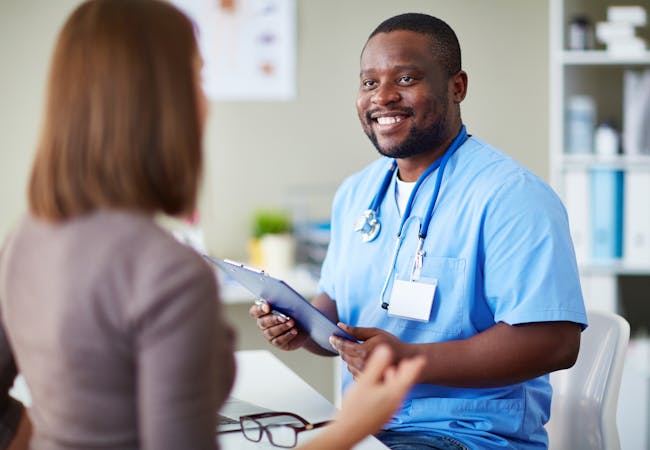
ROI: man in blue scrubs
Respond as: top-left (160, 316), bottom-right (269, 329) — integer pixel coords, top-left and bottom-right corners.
top-left (251, 13), bottom-right (587, 450)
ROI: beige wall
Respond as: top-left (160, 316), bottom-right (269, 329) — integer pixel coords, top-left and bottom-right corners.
top-left (0, 1), bottom-right (81, 241)
top-left (0, 0), bottom-right (549, 400)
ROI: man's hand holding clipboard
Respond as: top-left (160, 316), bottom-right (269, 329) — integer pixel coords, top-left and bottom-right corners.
top-left (203, 256), bottom-right (357, 353)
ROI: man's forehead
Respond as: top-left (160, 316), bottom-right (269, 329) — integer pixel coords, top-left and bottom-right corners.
top-left (360, 31), bottom-right (438, 68)
top-left (364, 29), bottom-right (435, 47)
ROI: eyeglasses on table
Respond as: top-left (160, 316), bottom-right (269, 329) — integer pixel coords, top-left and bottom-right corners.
top-left (239, 411), bottom-right (330, 448)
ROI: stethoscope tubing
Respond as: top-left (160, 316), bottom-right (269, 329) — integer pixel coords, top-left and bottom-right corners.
top-left (362, 124), bottom-right (468, 241)
top-left (356, 125), bottom-right (469, 309)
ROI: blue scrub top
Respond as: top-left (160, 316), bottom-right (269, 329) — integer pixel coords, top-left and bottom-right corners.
top-left (318, 136), bottom-right (588, 450)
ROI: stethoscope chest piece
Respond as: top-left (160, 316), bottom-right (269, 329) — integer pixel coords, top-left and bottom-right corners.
top-left (354, 209), bottom-right (381, 243)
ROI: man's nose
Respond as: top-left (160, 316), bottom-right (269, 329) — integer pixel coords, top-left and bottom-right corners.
top-left (371, 84), bottom-right (401, 105)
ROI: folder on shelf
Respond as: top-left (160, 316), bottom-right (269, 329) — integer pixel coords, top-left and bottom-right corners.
top-left (624, 171), bottom-right (650, 266)
top-left (563, 169), bottom-right (590, 265)
top-left (590, 169), bottom-right (624, 261)
top-left (580, 273), bottom-right (618, 313)
top-left (623, 69), bottom-right (650, 155)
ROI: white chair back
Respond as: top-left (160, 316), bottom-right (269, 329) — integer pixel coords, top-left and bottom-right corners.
top-left (546, 310), bottom-right (630, 450)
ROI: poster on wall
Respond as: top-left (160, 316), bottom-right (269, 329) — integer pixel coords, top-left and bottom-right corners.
top-left (172, 0), bottom-right (296, 101)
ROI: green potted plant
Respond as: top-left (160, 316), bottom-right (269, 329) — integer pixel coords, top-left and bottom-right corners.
top-left (248, 208), bottom-right (295, 276)
top-left (252, 209), bottom-right (292, 238)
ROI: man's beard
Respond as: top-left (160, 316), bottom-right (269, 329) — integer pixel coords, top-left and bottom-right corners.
top-left (364, 99), bottom-right (449, 159)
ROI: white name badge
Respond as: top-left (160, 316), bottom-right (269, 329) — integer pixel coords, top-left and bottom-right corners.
top-left (387, 278), bottom-right (437, 322)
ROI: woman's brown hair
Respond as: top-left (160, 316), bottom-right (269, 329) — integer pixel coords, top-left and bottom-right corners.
top-left (28, 0), bottom-right (202, 221)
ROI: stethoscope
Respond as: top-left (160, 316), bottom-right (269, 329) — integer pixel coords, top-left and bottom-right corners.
top-left (353, 125), bottom-right (468, 309)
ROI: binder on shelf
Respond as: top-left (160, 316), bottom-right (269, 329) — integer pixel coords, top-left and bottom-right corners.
top-left (580, 273), bottom-right (618, 313)
top-left (563, 169), bottom-right (590, 264)
top-left (590, 169), bottom-right (624, 261)
top-left (623, 69), bottom-right (650, 155)
top-left (624, 171), bottom-right (650, 266)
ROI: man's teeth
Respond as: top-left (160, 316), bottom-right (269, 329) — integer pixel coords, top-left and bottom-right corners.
top-left (376, 116), bottom-right (403, 125)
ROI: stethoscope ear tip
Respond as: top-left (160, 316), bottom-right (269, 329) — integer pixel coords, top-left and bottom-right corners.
top-left (381, 302), bottom-right (389, 310)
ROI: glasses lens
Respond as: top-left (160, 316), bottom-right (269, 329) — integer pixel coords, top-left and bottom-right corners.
top-left (240, 417), bottom-right (262, 442)
top-left (267, 424), bottom-right (298, 448)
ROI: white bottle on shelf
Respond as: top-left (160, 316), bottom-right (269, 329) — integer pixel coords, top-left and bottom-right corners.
top-left (594, 121), bottom-right (620, 156)
top-left (566, 95), bottom-right (596, 154)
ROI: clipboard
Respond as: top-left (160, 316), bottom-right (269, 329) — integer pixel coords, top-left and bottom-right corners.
top-left (204, 256), bottom-right (357, 352)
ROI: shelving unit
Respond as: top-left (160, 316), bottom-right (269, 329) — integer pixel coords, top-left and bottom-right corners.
top-left (559, 49), bottom-right (650, 65)
top-left (550, 0), bottom-right (650, 304)
top-left (550, 1), bottom-right (650, 448)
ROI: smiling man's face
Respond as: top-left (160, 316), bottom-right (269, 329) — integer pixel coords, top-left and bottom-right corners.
top-left (356, 30), bottom-right (453, 160)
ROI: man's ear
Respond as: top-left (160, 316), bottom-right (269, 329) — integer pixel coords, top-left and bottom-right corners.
top-left (450, 70), bottom-right (468, 104)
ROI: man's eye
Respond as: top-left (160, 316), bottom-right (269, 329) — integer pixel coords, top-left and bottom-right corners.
top-left (362, 80), bottom-right (376, 88)
top-left (399, 76), bottom-right (413, 84)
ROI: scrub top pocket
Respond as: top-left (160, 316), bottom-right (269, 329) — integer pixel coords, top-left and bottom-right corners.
top-left (393, 256), bottom-right (466, 339)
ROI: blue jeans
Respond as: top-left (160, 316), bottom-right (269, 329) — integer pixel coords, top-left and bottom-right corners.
top-left (376, 430), bottom-right (470, 450)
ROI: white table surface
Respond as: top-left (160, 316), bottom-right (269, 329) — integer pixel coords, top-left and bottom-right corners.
top-left (219, 350), bottom-right (387, 449)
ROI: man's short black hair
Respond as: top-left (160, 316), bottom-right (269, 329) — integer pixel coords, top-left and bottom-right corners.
top-left (368, 13), bottom-right (461, 78)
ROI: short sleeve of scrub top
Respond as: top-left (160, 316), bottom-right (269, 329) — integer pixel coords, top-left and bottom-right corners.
top-left (479, 169), bottom-right (587, 328)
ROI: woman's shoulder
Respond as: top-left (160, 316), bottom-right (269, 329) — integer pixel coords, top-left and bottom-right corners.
top-left (98, 211), bottom-right (211, 281)
top-left (86, 211), bottom-right (218, 324)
